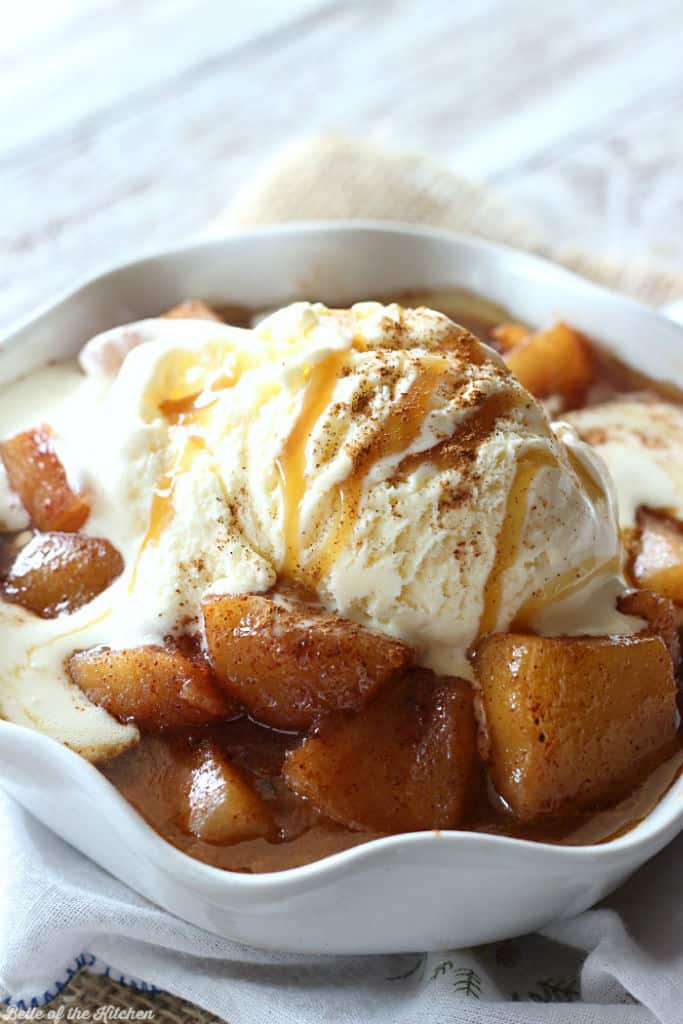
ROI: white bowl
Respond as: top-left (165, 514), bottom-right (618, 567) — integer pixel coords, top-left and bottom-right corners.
top-left (2, 222), bottom-right (683, 954)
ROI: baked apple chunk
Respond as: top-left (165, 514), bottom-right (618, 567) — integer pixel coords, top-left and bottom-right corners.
top-left (103, 734), bottom-right (274, 847)
top-left (163, 299), bottom-right (224, 322)
top-left (283, 670), bottom-right (478, 833)
top-left (1, 531), bottom-right (124, 618)
top-left (203, 593), bottom-right (412, 730)
top-left (631, 509), bottom-right (683, 605)
top-left (499, 322), bottom-right (595, 410)
top-left (1, 425), bottom-right (89, 532)
top-left (490, 322), bottom-right (529, 352)
top-left (472, 633), bottom-right (678, 823)
top-left (618, 588), bottom-right (681, 669)
top-left (69, 644), bottom-right (240, 730)
top-left (181, 740), bottom-right (274, 845)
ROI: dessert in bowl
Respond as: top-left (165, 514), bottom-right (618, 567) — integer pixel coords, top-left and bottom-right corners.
top-left (1, 223), bottom-right (683, 951)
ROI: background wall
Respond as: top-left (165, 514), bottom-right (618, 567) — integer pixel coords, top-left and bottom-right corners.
top-left (2, 0), bottom-right (683, 329)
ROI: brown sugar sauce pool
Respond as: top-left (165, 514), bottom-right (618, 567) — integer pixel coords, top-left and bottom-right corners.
top-left (101, 289), bottom-right (683, 872)
top-left (103, 719), bottom-right (683, 874)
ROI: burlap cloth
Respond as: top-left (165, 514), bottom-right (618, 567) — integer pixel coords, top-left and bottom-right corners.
top-left (6, 134), bottom-right (682, 1024)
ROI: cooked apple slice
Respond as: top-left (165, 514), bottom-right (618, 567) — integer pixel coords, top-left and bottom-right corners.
top-left (0, 425), bottom-right (89, 532)
top-left (163, 299), bottom-right (223, 322)
top-left (0, 531), bottom-right (28, 579)
top-left (180, 740), bottom-right (274, 844)
top-left (490, 322), bottom-right (529, 353)
top-left (102, 733), bottom-right (273, 846)
top-left (631, 509), bottom-right (683, 605)
top-left (284, 670), bottom-right (478, 832)
top-left (472, 633), bottom-right (677, 823)
top-left (503, 322), bottom-right (595, 409)
top-left (1, 531), bottom-right (124, 618)
top-left (203, 593), bottom-right (412, 730)
top-left (69, 644), bottom-right (240, 730)
top-left (618, 588), bottom-right (681, 670)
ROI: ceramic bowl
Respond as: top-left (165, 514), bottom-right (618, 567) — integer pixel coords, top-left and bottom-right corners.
top-left (2, 222), bottom-right (683, 954)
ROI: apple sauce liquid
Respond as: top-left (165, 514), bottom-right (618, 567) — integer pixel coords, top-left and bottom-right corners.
top-left (101, 717), bottom-right (683, 873)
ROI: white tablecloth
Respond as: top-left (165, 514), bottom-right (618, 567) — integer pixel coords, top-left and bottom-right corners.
top-left (2, 788), bottom-right (683, 1022)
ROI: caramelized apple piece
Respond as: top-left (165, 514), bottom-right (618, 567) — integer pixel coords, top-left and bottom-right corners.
top-left (0, 531), bottom-right (28, 578)
top-left (79, 325), bottom-right (145, 378)
top-left (631, 509), bottom-right (683, 605)
top-left (163, 299), bottom-right (223, 322)
top-left (102, 733), bottom-right (273, 846)
top-left (472, 633), bottom-right (677, 822)
top-left (203, 594), bottom-right (412, 730)
top-left (503, 323), bottom-right (595, 409)
top-left (69, 644), bottom-right (240, 730)
top-left (181, 740), bottom-right (274, 844)
top-left (618, 588), bottom-right (681, 670)
top-left (1, 531), bottom-right (123, 618)
top-left (284, 670), bottom-right (478, 832)
top-left (490, 322), bottom-right (529, 353)
top-left (0, 426), bottom-right (89, 532)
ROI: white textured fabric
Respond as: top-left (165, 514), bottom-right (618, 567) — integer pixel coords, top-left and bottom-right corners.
top-left (2, 789), bottom-right (683, 1022)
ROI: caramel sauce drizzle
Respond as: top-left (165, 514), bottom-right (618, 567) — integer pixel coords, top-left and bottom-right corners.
top-left (129, 435), bottom-right (206, 591)
top-left (509, 450), bottom-right (616, 626)
top-left (158, 388), bottom-right (222, 427)
top-left (130, 362), bottom-right (248, 590)
top-left (277, 351), bottom-right (446, 585)
top-left (392, 390), bottom-right (518, 478)
top-left (479, 450), bottom-right (558, 636)
top-left (276, 348), bottom-right (351, 578)
top-left (512, 553), bottom-right (621, 627)
top-left (315, 360), bottom-right (445, 580)
top-left (480, 441), bottom-right (618, 635)
top-left (159, 393), bottom-right (202, 423)
top-left (566, 447), bottom-right (605, 507)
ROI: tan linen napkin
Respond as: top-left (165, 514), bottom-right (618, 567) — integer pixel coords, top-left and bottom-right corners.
top-left (216, 134), bottom-right (683, 308)
top-left (10, 133), bottom-right (682, 1024)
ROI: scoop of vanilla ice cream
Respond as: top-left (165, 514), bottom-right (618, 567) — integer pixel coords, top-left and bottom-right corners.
top-left (567, 396), bottom-right (683, 529)
top-left (86, 301), bottom-right (631, 679)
